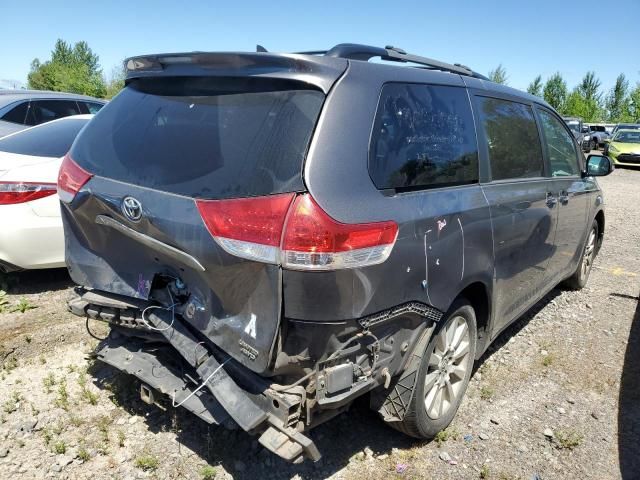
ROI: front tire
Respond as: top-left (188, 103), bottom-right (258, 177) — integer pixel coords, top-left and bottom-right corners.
top-left (395, 299), bottom-right (477, 438)
top-left (564, 219), bottom-right (598, 290)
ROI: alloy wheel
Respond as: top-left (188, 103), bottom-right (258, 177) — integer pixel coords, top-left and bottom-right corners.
top-left (581, 228), bottom-right (596, 281)
top-left (424, 315), bottom-right (471, 420)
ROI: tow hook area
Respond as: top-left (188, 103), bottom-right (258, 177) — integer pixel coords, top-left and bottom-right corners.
top-left (75, 287), bottom-right (322, 464)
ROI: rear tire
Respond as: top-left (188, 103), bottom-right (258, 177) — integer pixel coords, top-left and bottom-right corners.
top-left (394, 299), bottom-right (477, 438)
top-left (590, 139), bottom-right (597, 151)
top-left (564, 219), bottom-right (598, 290)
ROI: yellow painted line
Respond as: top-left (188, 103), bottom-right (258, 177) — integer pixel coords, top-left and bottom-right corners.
top-left (610, 267), bottom-right (637, 277)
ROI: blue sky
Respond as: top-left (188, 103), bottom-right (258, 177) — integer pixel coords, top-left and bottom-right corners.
top-left (1, 0), bottom-right (639, 93)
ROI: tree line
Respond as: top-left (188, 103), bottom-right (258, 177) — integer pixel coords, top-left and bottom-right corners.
top-left (27, 39), bottom-right (124, 99)
top-left (24, 40), bottom-right (640, 123)
top-left (489, 64), bottom-right (640, 123)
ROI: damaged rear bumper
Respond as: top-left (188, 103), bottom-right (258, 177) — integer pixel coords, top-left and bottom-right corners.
top-left (71, 288), bottom-right (320, 463)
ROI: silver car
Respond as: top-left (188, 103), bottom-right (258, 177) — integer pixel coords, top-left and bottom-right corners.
top-left (0, 90), bottom-right (105, 138)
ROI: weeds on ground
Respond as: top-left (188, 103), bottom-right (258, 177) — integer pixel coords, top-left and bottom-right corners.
top-left (96, 415), bottom-right (110, 453)
top-left (43, 372), bottom-right (56, 393)
top-left (542, 353), bottom-right (555, 367)
top-left (79, 371), bottom-right (99, 405)
top-left (201, 465), bottom-right (218, 479)
top-left (135, 454), bottom-right (159, 471)
top-left (435, 427), bottom-right (460, 447)
top-left (10, 298), bottom-right (37, 313)
top-left (24, 335), bottom-right (31, 344)
top-left (68, 414), bottom-right (84, 427)
top-left (480, 385), bottom-right (495, 400)
top-left (555, 429), bottom-right (583, 449)
top-left (52, 440), bottom-right (67, 454)
top-left (39, 355), bottom-right (46, 365)
top-left (55, 381), bottom-right (69, 410)
top-left (4, 356), bottom-right (18, 372)
top-left (78, 445), bottom-right (90, 462)
top-left (480, 464), bottom-right (490, 479)
top-left (117, 430), bottom-right (125, 447)
top-left (3, 391), bottom-right (22, 414)
top-left (0, 290), bottom-right (8, 313)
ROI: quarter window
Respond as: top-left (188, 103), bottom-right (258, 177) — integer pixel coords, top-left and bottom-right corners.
top-left (1, 102), bottom-right (29, 124)
top-left (369, 83), bottom-right (478, 190)
top-left (477, 97), bottom-right (544, 181)
top-left (25, 100), bottom-right (81, 126)
top-left (537, 109), bottom-right (580, 176)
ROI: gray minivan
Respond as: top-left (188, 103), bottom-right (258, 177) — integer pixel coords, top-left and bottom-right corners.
top-left (59, 44), bottom-right (614, 463)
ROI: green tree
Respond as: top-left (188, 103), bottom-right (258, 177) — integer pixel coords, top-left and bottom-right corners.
top-left (543, 73), bottom-right (568, 112)
top-left (28, 39), bottom-right (106, 98)
top-left (527, 75), bottom-right (543, 97)
top-left (488, 64), bottom-right (508, 85)
top-left (606, 74), bottom-right (632, 122)
top-left (564, 89), bottom-right (601, 122)
top-left (577, 71), bottom-right (602, 104)
top-left (629, 83), bottom-right (640, 122)
top-left (105, 62), bottom-right (126, 99)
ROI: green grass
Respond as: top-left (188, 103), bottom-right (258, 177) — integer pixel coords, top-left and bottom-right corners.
top-left (542, 354), bottom-right (555, 367)
top-left (480, 385), bottom-right (495, 400)
top-left (10, 298), bottom-right (37, 313)
top-left (434, 427), bottom-right (460, 446)
top-left (135, 454), bottom-right (159, 471)
top-left (78, 446), bottom-right (90, 462)
top-left (201, 465), bottom-right (218, 480)
top-left (52, 440), bottom-right (67, 454)
top-left (555, 429), bottom-right (583, 449)
top-left (43, 372), bottom-right (56, 393)
top-left (55, 381), bottom-right (69, 410)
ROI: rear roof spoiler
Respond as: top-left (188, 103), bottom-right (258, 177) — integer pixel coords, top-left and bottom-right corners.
top-left (123, 52), bottom-right (348, 94)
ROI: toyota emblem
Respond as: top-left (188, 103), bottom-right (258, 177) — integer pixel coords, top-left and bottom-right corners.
top-left (121, 196), bottom-right (143, 222)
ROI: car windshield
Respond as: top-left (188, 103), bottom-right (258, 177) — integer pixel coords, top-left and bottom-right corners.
top-left (614, 131), bottom-right (640, 143)
top-left (566, 121), bottom-right (580, 133)
top-left (0, 117), bottom-right (89, 157)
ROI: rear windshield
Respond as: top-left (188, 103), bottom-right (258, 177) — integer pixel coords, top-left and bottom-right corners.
top-left (0, 117), bottom-right (89, 158)
top-left (71, 77), bottom-right (325, 199)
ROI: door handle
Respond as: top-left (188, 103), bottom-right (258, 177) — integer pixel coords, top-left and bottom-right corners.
top-left (546, 193), bottom-right (557, 208)
top-left (558, 191), bottom-right (569, 205)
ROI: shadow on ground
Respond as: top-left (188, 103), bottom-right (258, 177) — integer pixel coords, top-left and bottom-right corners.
top-left (1, 268), bottom-right (73, 294)
top-left (619, 291), bottom-right (640, 479)
top-left (85, 288), bottom-right (563, 479)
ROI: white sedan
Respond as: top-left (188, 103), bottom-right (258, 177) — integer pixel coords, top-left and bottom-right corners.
top-left (0, 115), bottom-right (93, 272)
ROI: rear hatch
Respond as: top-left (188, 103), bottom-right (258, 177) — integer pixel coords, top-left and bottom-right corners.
top-left (61, 53), bottom-right (346, 374)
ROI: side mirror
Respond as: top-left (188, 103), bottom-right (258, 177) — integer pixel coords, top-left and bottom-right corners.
top-left (585, 154), bottom-right (614, 177)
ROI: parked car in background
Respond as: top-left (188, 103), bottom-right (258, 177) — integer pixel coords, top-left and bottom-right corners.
top-left (60, 44), bottom-right (614, 464)
top-left (563, 117), bottom-right (591, 152)
top-left (606, 129), bottom-right (640, 166)
top-left (606, 123), bottom-right (640, 154)
top-left (0, 115), bottom-right (92, 272)
top-left (586, 124), bottom-right (610, 150)
top-left (0, 90), bottom-right (104, 138)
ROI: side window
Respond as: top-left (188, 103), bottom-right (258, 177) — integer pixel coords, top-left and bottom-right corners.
top-left (477, 97), bottom-right (544, 180)
top-left (369, 83), bottom-right (478, 190)
top-left (1, 102), bottom-right (29, 124)
top-left (26, 100), bottom-right (81, 126)
top-left (537, 109), bottom-right (580, 177)
top-left (84, 102), bottom-right (104, 114)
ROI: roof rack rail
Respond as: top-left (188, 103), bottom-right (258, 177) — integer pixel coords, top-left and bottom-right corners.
top-left (293, 43), bottom-right (488, 80)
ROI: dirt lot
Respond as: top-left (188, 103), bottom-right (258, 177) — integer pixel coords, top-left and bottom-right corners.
top-left (0, 166), bottom-right (638, 480)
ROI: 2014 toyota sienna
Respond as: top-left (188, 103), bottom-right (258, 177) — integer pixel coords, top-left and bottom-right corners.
top-left (59, 44), bottom-right (614, 463)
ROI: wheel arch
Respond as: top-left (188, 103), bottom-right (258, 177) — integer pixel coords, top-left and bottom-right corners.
top-left (448, 280), bottom-right (492, 359)
top-left (594, 209), bottom-right (605, 252)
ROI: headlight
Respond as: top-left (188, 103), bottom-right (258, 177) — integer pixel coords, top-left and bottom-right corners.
top-left (609, 144), bottom-right (618, 153)
top-left (583, 135), bottom-right (590, 141)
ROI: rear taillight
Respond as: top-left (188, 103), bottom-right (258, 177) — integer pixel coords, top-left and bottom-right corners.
top-left (196, 193), bottom-right (295, 264)
top-left (281, 195), bottom-right (398, 270)
top-left (196, 193), bottom-right (398, 270)
top-left (0, 182), bottom-right (57, 205)
top-left (57, 154), bottom-right (92, 203)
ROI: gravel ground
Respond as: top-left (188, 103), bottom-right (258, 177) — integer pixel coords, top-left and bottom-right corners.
top-left (0, 166), bottom-right (638, 480)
